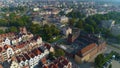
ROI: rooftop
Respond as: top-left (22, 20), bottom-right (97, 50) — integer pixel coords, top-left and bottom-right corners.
top-left (43, 56), bottom-right (70, 68)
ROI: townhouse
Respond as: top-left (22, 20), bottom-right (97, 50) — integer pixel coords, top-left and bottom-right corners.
top-left (0, 27), bottom-right (55, 68)
top-left (42, 56), bottom-right (72, 68)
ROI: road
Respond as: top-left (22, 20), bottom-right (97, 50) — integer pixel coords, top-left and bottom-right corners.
top-left (106, 45), bottom-right (120, 54)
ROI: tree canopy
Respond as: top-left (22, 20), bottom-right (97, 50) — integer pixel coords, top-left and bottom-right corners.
top-left (66, 10), bottom-right (85, 18)
top-left (55, 49), bottom-right (65, 57)
top-left (95, 54), bottom-right (105, 67)
top-left (8, 26), bottom-right (18, 33)
top-left (29, 24), bottom-right (60, 42)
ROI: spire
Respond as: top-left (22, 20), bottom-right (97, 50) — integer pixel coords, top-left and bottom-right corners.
top-left (98, 32), bottom-right (101, 38)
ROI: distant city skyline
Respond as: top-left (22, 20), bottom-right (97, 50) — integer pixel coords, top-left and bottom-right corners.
top-left (0, 0), bottom-right (120, 2)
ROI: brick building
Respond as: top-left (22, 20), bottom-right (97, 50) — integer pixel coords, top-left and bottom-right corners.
top-left (57, 31), bottom-right (106, 63)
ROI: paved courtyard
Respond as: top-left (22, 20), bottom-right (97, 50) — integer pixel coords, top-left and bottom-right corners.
top-left (112, 60), bottom-right (120, 68)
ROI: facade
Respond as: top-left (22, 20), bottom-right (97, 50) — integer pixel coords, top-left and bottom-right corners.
top-left (10, 61), bottom-right (20, 68)
top-left (75, 43), bottom-right (98, 63)
top-left (75, 42), bottom-right (106, 63)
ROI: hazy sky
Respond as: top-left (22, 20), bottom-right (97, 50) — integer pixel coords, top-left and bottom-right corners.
top-left (1, 0), bottom-right (120, 2)
top-left (97, 0), bottom-right (119, 1)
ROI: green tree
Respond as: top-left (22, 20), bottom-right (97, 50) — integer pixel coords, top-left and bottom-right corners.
top-left (95, 54), bottom-right (104, 67)
top-left (66, 11), bottom-right (85, 18)
top-left (29, 24), bottom-right (60, 42)
top-left (69, 18), bottom-right (76, 26)
top-left (84, 24), bottom-right (94, 33)
top-left (0, 19), bottom-right (8, 26)
top-left (0, 29), bottom-right (5, 34)
top-left (29, 24), bottom-right (41, 34)
top-left (75, 19), bottom-right (83, 29)
top-left (49, 52), bottom-right (55, 60)
top-left (109, 64), bottom-right (112, 68)
top-left (9, 26), bottom-right (18, 32)
top-left (51, 24), bottom-right (60, 35)
top-left (55, 49), bottom-right (65, 57)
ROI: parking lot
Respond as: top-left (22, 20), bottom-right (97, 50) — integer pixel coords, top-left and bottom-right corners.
top-left (112, 60), bottom-right (120, 68)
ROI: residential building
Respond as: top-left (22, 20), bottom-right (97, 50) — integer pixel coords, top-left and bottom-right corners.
top-left (60, 16), bottom-right (69, 23)
top-left (42, 56), bottom-right (72, 68)
top-left (10, 61), bottom-right (20, 68)
top-left (0, 27), bottom-right (55, 68)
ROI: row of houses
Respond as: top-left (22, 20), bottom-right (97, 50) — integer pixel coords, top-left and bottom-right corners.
top-left (0, 27), bottom-right (72, 68)
top-left (13, 43), bottom-right (54, 68)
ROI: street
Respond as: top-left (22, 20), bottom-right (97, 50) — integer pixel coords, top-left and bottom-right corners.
top-left (106, 45), bottom-right (120, 54)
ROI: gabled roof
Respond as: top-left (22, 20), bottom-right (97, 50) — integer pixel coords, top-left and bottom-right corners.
top-left (32, 48), bottom-right (41, 56)
top-left (23, 53), bottom-right (30, 60)
top-left (43, 56), bottom-right (70, 68)
top-left (44, 43), bottom-right (51, 50)
top-left (49, 63), bottom-right (58, 68)
top-left (77, 43), bottom-right (96, 56)
top-left (16, 55), bottom-right (26, 63)
top-left (28, 52), bottom-right (35, 58)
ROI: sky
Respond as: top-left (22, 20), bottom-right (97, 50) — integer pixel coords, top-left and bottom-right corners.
top-left (1, 0), bottom-right (120, 2)
top-left (94, 0), bottom-right (120, 2)
top-left (58, 0), bottom-right (119, 1)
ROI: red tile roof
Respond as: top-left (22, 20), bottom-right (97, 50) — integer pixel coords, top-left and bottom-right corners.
top-left (16, 44), bottom-right (25, 49)
top-left (21, 56), bottom-right (26, 61)
top-left (28, 52), bottom-right (35, 58)
top-left (44, 43), bottom-right (51, 50)
top-left (4, 45), bottom-right (9, 50)
top-left (32, 48), bottom-right (41, 56)
top-left (79, 43), bottom-right (96, 55)
top-left (49, 63), bottom-right (58, 68)
top-left (16, 56), bottom-right (21, 63)
top-left (58, 57), bottom-right (69, 66)
top-left (23, 53), bottom-right (30, 60)
top-left (41, 57), bottom-right (46, 64)
top-left (43, 65), bottom-right (48, 68)
top-left (58, 62), bottom-right (65, 68)
top-left (16, 55), bottom-right (26, 63)
top-left (44, 56), bottom-right (70, 68)
top-left (61, 59), bottom-right (69, 65)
